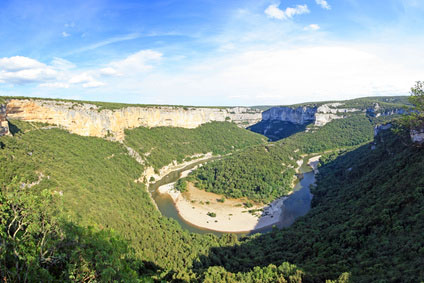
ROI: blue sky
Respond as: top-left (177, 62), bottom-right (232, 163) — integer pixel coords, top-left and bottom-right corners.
top-left (0, 0), bottom-right (423, 106)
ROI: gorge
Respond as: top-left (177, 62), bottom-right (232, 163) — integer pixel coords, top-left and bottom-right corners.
top-left (0, 95), bottom-right (423, 282)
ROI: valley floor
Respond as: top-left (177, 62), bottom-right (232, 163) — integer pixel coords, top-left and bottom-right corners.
top-left (158, 156), bottom-right (320, 233)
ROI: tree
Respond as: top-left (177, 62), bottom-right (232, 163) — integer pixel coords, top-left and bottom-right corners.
top-left (402, 81), bottom-right (424, 129)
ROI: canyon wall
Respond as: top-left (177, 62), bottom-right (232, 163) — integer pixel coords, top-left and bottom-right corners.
top-left (0, 104), bottom-right (9, 136)
top-left (5, 99), bottom-right (262, 140)
top-left (262, 106), bottom-right (316, 124)
top-left (261, 103), bottom-right (361, 127)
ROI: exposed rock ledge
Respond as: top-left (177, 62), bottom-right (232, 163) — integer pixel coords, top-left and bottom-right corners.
top-left (411, 128), bottom-right (424, 144)
top-left (5, 99), bottom-right (262, 140)
top-left (262, 103), bottom-right (361, 127)
top-left (0, 104), bottom-right (10, 136)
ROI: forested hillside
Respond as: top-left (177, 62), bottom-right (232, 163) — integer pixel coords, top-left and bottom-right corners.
top-left (1, 94), bottom-right (422, 282)
top-left (124, 122), bottom-right (266, 170)
top-left (0, 119), bottom-right (301, 281)
top-left (184, 114), bottom-right (374, 203)
top-left (194, 127), bottom-right (424, 282)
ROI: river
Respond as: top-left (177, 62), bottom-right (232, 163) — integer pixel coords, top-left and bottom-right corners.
top-left (149, 156), bottom-right (315, 236)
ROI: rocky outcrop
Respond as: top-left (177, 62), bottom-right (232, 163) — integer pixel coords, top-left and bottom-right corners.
top-left (261, 103), bottom-right (361, 127)
top-left (374, 123), bottom-right (392, 137)
top-left (366, 103), bottom-right (406, 117)
top-left (262, 106), bottom-right (316, 125)
top-left (0, 104), bottom-right (9, 136)
top-left (411, 128), bottom-right (424, 144)
top-left (6, 99), bottom-right (262, 141)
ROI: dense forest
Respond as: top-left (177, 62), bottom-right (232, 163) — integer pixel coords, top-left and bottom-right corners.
top-left (124, 121), bottom-right (266, 170)
top-left (0, 91), bottom-right (422, 282)
top-left (179, 144), bottom-right (299, 203)
top-left (195, 128), bottom-right (424, 282)
top-left (183, 114), bottom-right (375, 203)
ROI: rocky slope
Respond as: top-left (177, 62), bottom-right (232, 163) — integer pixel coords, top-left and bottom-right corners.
top-left (4, 99), bottom-right (261, 140)
top-left (261, 103), bottom-right (361, 127)
top-left (0, 104), bottom-right (9, 136)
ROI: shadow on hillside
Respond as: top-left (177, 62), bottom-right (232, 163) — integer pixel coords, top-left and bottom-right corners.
top-left (191, 143), bottom-right (373, 280)
top-left (248, 120), bottom-right (313, 141)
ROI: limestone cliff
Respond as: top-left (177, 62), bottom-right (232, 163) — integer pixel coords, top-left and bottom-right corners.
top-left (5, 99), bottom-right (262, 140)
top-left (262, 106), bottom-right (316, 124)
top-left (366, 103), bottom-right (406, 117)
top-left (0, 104), bottom-right (9, 136)
top-left (261, 103), bottom-right (361, 127)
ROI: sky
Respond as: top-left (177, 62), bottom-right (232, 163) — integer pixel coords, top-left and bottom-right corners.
top-left (0, 0), bottom-right (423, 106)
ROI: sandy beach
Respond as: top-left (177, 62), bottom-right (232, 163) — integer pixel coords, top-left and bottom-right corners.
top-left (156, 157), bottom-right (318, 233)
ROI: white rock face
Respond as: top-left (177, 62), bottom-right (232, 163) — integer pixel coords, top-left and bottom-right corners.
top-left (0, 104), bottom-right (9, 136)
top-left (262, 106), bottom-right (316, 124)
top-left (6, 99), bottom-right (262, 140)
top-left (374, 123), bottom-right (392, 136)
top-left (411, 128), bottom-right (424, 144)
top-left (262, 103), bottom-right (360, 127)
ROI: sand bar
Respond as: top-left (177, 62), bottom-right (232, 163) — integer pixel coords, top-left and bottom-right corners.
top-left (157, 155), bottom-right (320, 233)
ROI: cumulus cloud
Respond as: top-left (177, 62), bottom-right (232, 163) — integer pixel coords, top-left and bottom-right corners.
top-left (0, 56), bottom-right (46, 72)
top-left (62, 31), bottom-right (71, 37)
top-left (265, 3), bottom-right (310, 20)
top-left (0, 49), bottom-right (161, 89)
top-left (316, 0), bottom-right (331, 10)
top-left (0, 56), bottom-right (57, 84)
top-left (304, 24), bottom-right (320, 31)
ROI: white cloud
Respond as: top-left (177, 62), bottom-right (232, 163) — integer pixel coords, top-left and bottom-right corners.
top-left (316, 0), bottom-right (331, 10)
top-left (109, 50), bottom-right (162, 75)
top-left (304, 24), bottom-right (320, 31)
top-left (0, 56), bottom-right (57, 84)
top-left (0, 56), bottom-right (45, 71)
top-left (99, 67), bottom-right (119, 76)
top-left (0, 49), bottom-right (162, 90)
top-left (62, 31), bottom-right (71, 37)
top-left (124, 44), bottom-right (421, 105)
top-left (69, 73), bottom-right (104, 88)
top-left (265, 3), bottom-right (310, 20)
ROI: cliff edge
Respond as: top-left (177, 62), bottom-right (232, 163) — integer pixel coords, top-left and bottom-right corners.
top-left (4, 99), bottom-right (262, 140)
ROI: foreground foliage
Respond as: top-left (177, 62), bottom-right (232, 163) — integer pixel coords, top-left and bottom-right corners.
top-left (0, 182), bottom-right (145, 282)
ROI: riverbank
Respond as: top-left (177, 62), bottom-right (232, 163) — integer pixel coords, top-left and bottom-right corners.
top-left (157, 155), bottom-right (320, 233)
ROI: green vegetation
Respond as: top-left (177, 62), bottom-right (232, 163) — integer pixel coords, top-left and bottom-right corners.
top-left (175, 178), bottom-right (188, 192)
top-left (124, 121), bottom-right (266, 170)
top-left (207, 212), bottom-right (216, 217)
top-left (282, 114), bottom-right (374, 153)
top-left (195, 128), bottom-right (424, 282)
top-left (185, 114), bottom-right (374, 203)
top-left (1, 94), bottom-right (422, 282)
top-left (249, 120), bottom-right (311, 141)
top-left (401, 81), bottom-right (424, 130)
top-left (0, 181), bottom-right (146, 282)
top-left (0, 95), bottom-right (232, 110)
top-left (0, 123), bottom-right (228, 280)
top-left (186, 144), bottom-right (299, 203)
